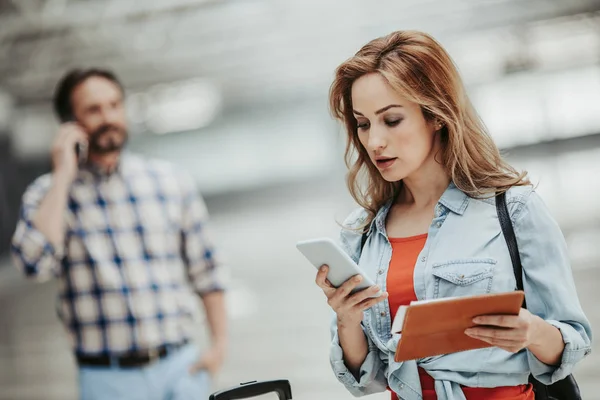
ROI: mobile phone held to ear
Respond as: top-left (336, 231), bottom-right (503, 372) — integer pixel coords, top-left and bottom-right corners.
top-left (66, 115), bottom-right (88, 166)
top-left (296, 237), bottom-right (382, 297)
top-left (74, 142), bottom-right (88, 165)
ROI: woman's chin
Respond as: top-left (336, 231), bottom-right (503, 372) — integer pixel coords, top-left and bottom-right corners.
top-left (379, 169), bottom-right (406, 183)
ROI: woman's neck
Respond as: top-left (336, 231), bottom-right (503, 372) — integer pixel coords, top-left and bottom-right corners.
top-left (398, 162), bottom-right (450, 208)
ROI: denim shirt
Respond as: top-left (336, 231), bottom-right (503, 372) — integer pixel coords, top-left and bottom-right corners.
top-left (329, 183), bottom-right (592, 400)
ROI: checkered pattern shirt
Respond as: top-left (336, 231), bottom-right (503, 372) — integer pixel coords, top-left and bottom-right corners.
top-left (11, 154), bottom-right (227, 357)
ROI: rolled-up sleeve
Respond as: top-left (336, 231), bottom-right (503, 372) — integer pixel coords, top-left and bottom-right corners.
top-left (330, 315), bottom-right (388, 396)
top-left (10, 176), bottom-right (64, 281)
top-left (328, 208), bottom-right (387, 396)
top-left (512, 191), bottom-right (592, 384)
top-left (180, 174), bottom-right (227, 296)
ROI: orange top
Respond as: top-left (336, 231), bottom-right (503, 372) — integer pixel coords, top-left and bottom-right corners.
top-left (387, 234), bottom-right (534, 400)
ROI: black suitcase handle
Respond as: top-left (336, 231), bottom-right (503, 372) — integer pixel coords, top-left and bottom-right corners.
top-left (209, 379), bottom-right (292, 400)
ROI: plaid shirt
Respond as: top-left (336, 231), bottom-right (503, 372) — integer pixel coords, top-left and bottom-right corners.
top-left (11, 154), bottom-right (227, 356)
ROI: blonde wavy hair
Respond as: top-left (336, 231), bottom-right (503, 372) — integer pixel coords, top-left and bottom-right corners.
top-left (329, 30), bottom-right (529, 228)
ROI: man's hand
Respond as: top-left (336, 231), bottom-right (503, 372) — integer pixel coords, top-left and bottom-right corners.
top-left (52, 123), bottom-right (87, 183)
top-left (189, 345), bottom-right (226, 376)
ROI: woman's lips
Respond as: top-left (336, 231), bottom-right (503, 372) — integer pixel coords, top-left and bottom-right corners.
top-left (376, 158), bottom-right (397, 169)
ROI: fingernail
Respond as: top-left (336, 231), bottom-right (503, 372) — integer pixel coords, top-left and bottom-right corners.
top-left (472, 317), bottom-right (480, 323)
top-left (354, 275), bottom-right (362, 282)
top-left (373, 285), bottom-right (380, 291)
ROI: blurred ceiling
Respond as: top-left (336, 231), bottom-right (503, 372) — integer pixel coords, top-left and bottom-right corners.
top-left (1, 0), bottom-right (600, 109)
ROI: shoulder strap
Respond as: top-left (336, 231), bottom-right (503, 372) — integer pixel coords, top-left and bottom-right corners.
top-left (496, 191), bottom-right (527, 308)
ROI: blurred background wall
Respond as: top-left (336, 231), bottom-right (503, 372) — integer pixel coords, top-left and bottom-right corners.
top-left (0, 0), bottom-right (599, 399)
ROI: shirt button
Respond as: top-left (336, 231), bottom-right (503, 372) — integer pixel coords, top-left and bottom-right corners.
top-left (421, 256), bottom-right (427, 262)
top-left (399, 383), bottom-right (404, 389)
top-left (380, 311), bottom-right (386, 317)
top-left (378, 269), bottom-right (384, 275)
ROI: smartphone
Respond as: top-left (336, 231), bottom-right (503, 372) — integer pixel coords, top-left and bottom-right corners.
top-left (296, 237), bottom-right (381, 297)
top-left (74, 142), bottom-right (88, 165)
top-left (66, 115), bottom-right (88, 165)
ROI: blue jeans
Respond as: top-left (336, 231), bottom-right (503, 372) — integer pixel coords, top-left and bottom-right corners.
top-left (78, 344), bottom-right (210, 400)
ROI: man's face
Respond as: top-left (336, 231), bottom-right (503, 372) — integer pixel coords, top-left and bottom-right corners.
top-left (70, 76), bottom-right (128, 154)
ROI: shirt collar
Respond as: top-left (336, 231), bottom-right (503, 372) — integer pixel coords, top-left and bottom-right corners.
top-left (438, 181), bottom-right (470, 215)
top-left (367, 181), bottom-right (470, 236)
top-left (77, 152), bottom-right (129, 181)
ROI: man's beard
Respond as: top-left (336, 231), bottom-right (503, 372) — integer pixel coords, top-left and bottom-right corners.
top-left (88, 124), bottom-right (128, 154)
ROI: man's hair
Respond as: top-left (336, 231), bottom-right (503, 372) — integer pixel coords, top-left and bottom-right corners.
top-left (53, 68), bottom-right (124, 123)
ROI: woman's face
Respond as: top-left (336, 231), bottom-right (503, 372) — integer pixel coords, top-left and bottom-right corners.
top-left (351, 73), bottom-right (440, 183)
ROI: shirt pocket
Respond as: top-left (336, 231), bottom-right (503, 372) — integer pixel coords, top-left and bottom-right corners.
top-left (431, 258), bottom-right (496, 299)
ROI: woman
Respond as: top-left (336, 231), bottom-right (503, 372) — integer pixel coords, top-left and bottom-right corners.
top-left (315, 30), bottom-right (592, 400)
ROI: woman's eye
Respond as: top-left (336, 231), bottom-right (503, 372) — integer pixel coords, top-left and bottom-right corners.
top-left (357, 122), bottom-right (370, 130)
top-left (385, 119), bottom-right (402, 127)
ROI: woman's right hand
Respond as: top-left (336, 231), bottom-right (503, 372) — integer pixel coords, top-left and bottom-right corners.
top-left (315, 265), bottom-right (389, 327)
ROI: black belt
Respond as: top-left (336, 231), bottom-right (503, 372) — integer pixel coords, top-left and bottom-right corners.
top-left (76, 341), bottom-right (188, 368)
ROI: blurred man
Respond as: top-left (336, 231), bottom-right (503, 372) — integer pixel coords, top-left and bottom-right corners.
top-left (11, 68), bottom-right (228, 400)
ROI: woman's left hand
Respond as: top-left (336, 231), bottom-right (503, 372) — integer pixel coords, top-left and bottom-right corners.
top-left (465, 308), bottom-right (541, 353)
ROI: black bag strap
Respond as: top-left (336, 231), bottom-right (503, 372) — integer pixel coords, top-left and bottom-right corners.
top-left (496, 191), bottom-right (527, 309)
